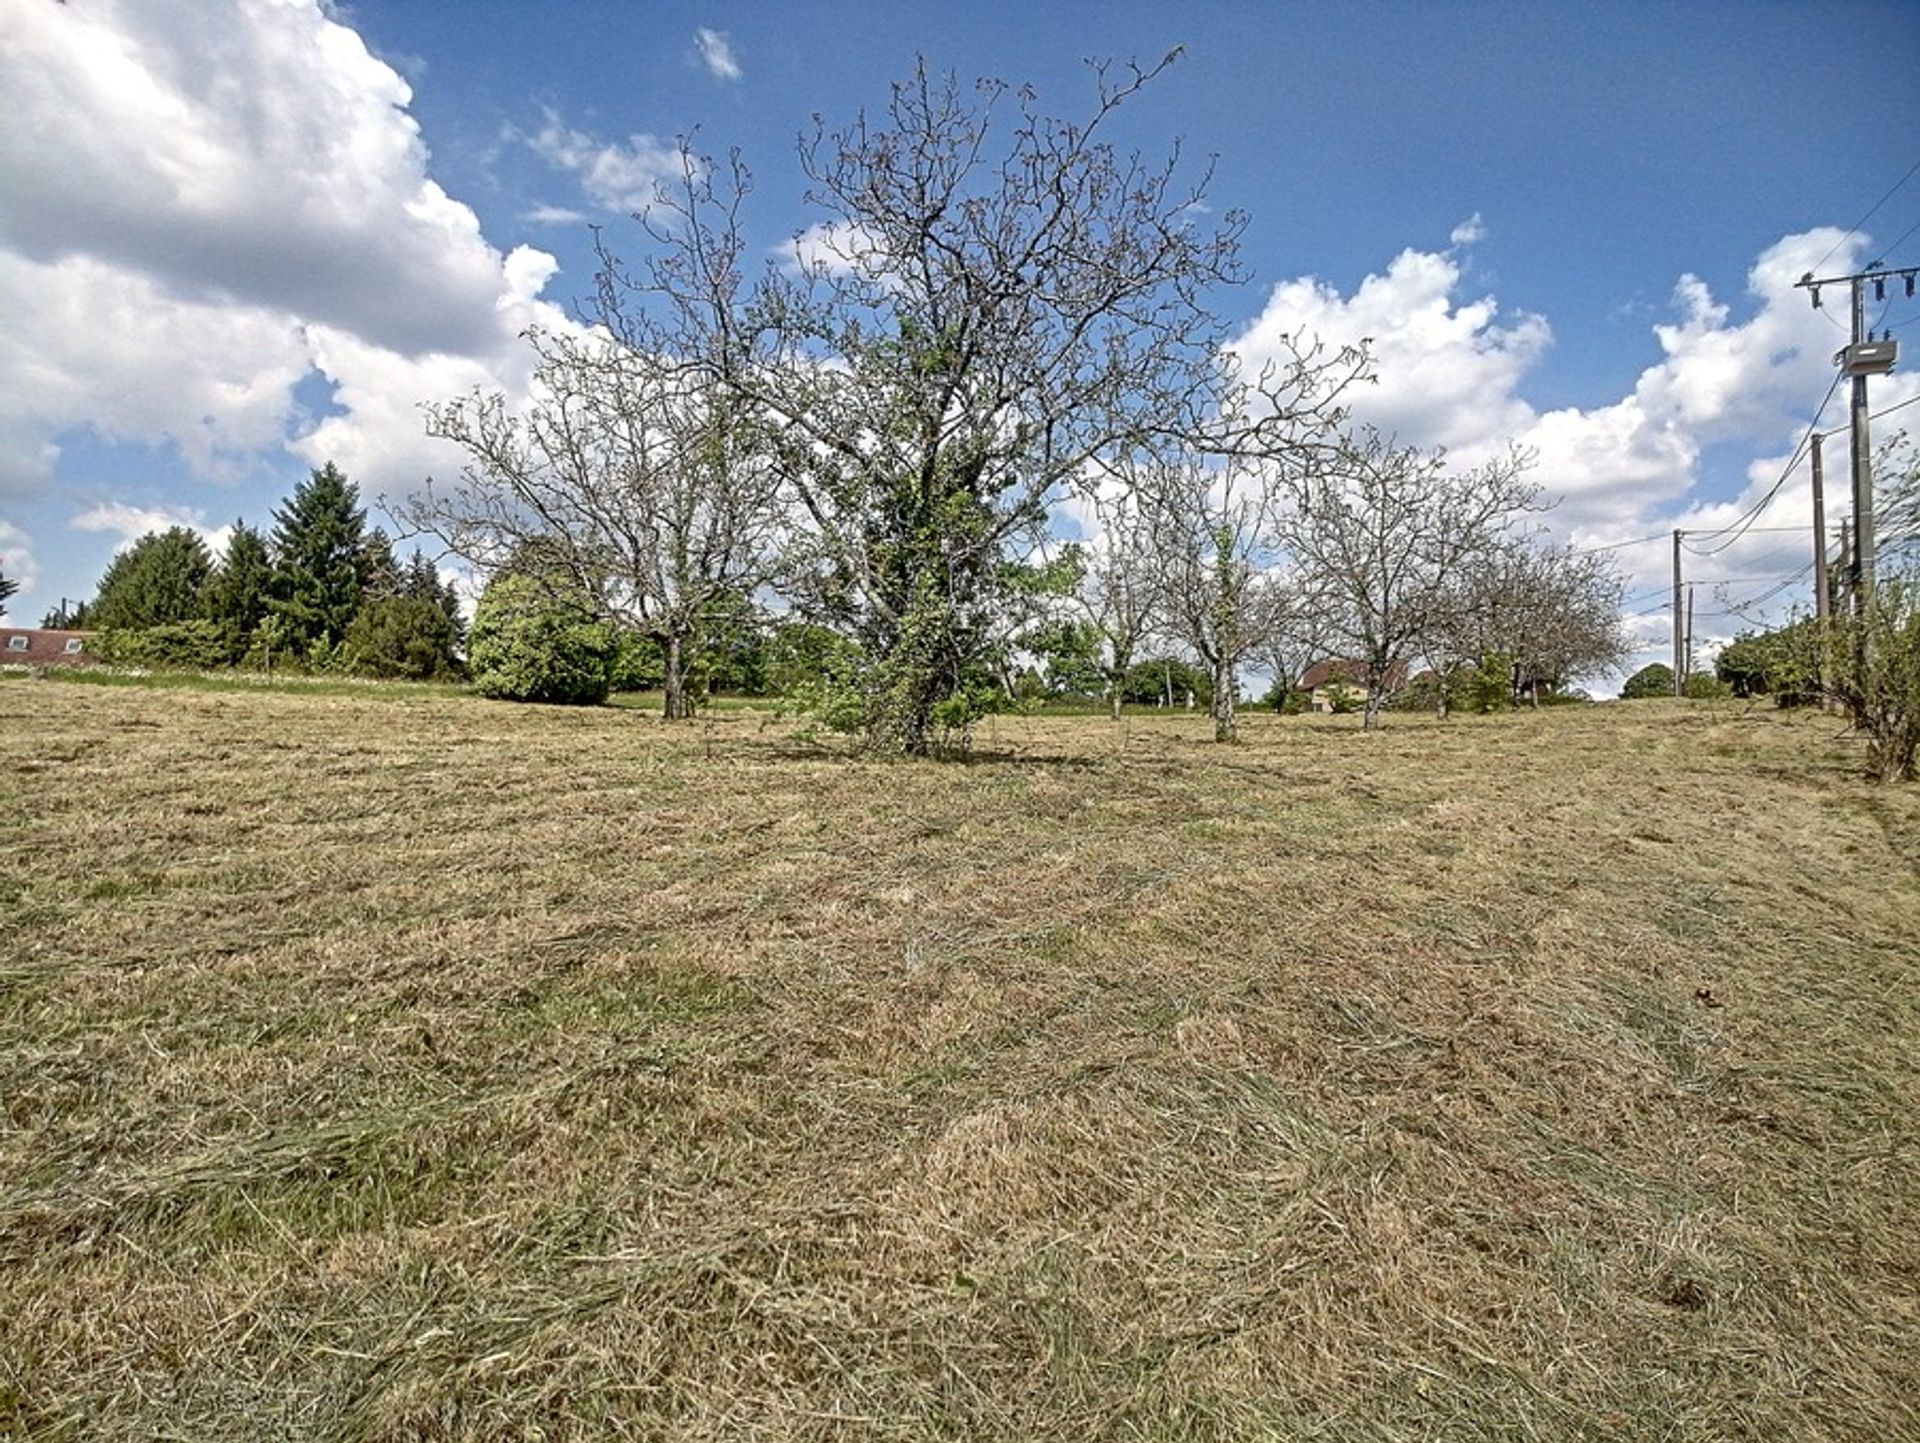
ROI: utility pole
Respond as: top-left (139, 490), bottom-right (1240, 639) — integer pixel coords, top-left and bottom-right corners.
top-left (1811, 434), bottom-right (1832, 703)
top-left (1810, 433), bottom-right (1830, 630)
top-left (1671, 529), bottom-right (1685, 695)
top-left (1796, 262), bottom-right (1915, 598)
top-left (1685, 583), bottom-right (1696, 687)
top-left (1839, 517), bottom-right (1854, 614)
top-left (1850, 275), bottom-right (1875, 597)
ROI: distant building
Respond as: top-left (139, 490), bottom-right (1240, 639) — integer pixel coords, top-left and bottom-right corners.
top-left (0, 628), bottom-right (97, 666)
top-left (1297, 658), bottom-right (1410, 713)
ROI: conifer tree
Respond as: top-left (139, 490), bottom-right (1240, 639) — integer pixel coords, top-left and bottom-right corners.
top-left (269, 463), bottom-right (369, 651)
top-left (91, 527), bottom-right (213, 630)
top-left (200, 521), bottom-right (273, 650)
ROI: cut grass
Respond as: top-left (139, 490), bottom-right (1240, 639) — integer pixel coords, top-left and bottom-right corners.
top-left (1, 681), bottom-right (1916, 1440)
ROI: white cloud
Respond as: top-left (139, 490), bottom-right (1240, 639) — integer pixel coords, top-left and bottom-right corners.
top-left (70, 501), bottom-right (234, 560)
top-left (0, 252), bottom-right (309, 495)
top-left (521, 203), bottom-right (590, 226)
top-left (781, 220), bottom-right (890, 279)
top-left (527, 113), bottom-right (681, 215)
top-left (1229, 225), bottom-right (1895, 681)
top-left (694, 28), bottom-right (743, 82)
top-left (0, 0), bottom-right (513, 358)
top-left (1233, 247), bottom-right (1549, 458)
top-left (0, 521), bottom-right (38, 609)
top-left (0, 0), bottom-right (571, 519)
top-left (1449, 213), bottom-right (1487, 246)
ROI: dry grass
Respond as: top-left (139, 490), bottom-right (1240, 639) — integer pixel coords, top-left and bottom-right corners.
top-left (1, 676), bottom-right (1916, 1441)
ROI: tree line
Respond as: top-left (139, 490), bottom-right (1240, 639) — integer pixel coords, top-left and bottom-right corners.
top-left (53, 464), bottom-right (465, 680)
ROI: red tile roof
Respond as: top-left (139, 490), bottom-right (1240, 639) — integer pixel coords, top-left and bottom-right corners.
top-left (1, 628), bottom-right (97, 665)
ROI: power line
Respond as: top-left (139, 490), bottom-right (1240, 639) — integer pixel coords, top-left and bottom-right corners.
top-left (1685, 370), bottom-right (1845, 554)
top-left (1876, 213), bottom-right (1920, 265)
top-left (1811, 157), bottom-right (1920, 274)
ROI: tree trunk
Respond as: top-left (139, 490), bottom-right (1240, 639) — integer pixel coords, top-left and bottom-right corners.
top-left (1211, 659), bottom-right (1236, 742)
top-left (1109, 687), bottom-right (1123, 722)
top-left (1363, 685), bottom-right (1385, 731)
top-left (662, 633), bottom-right (690, 721)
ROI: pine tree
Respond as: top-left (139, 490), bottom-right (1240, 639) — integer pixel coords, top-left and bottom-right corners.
top-left (200, 521), bottom-right (273, 650)
top-left (269, 463), bottom-right (369, 651)
top-left (0, 565), bottom-right (18, 619)
top-left (359, 527), bottom-right (400, 601)
top-left (91, 528), bottom-right (213, 630)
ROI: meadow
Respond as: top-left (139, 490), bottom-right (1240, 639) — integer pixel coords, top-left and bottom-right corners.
top-left (2, 674), bottom-right (1916, 1441)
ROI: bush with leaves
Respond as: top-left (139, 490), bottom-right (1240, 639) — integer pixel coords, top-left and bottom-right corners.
top-left (1121, 656), bottom-right (1212, 708)
top-left (339, 595), bottom-right (461, 681)
top-left (468, 571), bottom-right (614, 706)
top-left (1781, 576), bottom-right (1920, 782)
top-left (91, 620), bottom-right (231, 670)
top-left (1621, 663), bottom-right (1675, 700)
top-left (1683, 672), bottom-right (1733, 701)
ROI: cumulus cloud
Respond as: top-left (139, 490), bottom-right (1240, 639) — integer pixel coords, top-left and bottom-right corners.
top-left (1227, 225), bottom-right (1902, 676)
top-left (1233, 227), bottom-right (1865, 530)
top-left (0, 0), bottom-right (571, 516)
top-left (1233, 246), bottom-right (1549, 458)
top-left (694, 28), bottom-right (743, 82)
top-left (0, 521), bottom-right (38, 607)
top-left (527, 113), bottom-right (681, 215)
top-left (0, 252), bottom-right (309, 495)
top-left (781, 220), bottom-right (890, 279)
top-left (1449, 213), bottom-right (1487, 246)
top-left (0, 0), bottom-right (515, 359)
top-left (71, 501), bottom-right (235, 560)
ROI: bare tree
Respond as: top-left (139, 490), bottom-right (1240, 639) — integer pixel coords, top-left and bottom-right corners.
top-left (411, 323), bottom-right (785, 720)
top-left (593, 56), bottom-right (1358, 753)
top-left (1276, 428), bottom-right (1539, 730)
top-left (1141, 453), bottom-right (1291, 741)
top-left (1430, 537), bottom-right (1628, 707)
top-left (1247, 569), bottom-right (1329, 706)
top-left (1059, 491), bottom-right (1165, 719)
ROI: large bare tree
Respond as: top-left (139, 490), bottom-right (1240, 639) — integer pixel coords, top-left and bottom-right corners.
top-left (594, 55), bottom-right (1358, 753)
top-left (1276, 429), bottom-right (1538, 730)
top-left (411, 322), bottom-right (785, 720)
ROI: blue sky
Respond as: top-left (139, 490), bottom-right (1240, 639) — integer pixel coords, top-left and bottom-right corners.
top-left (2, 0), bottom-right (1918, 672)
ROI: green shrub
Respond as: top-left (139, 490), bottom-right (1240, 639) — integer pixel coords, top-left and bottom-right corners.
top-left (339, 595), bottom-right (460, 681)
top-left (1683, 673), bottom-right (1733, 700)
top-left (468, 573), bottom-right (613, 705)
top-left (91, 620), bottom-right (233, 670)
top-left (1621, 662), bottom-right (1675, 699)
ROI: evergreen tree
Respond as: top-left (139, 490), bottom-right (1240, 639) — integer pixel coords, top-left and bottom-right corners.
top-left (359, 527), bottom-right (400, 601)
top-left (269, 463), bottom-right (369, 651)
top-left (91, 528), bottom-right (213, 631)
top-left (339, 594), bottom-right (460, 681)
top-left (0, 565), bottom-right (17, 620)
top-left (398, 549), bottom-right (467, 655)
top-left (42, 599), bottom-right (93, 630)
top-left (200, 521), bottom-right (273, 651)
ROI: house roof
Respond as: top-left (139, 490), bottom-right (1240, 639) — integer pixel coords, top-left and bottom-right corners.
top-left (1298, 658), bottom-right (1411, 692)
top-left (1, 628), bottom-right (97, 665)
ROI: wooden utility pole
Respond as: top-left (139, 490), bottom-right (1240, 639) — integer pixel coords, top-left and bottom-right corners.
top-left (1796, 262), bottom-right (1915, 598)
top-left (1811, 433), bottom-right (1833, 703)
top-left (1685, 584), bottom-right (1696, 686)
top-left (1839, 517), bottom-right (1854, 614)
top-left (1672, 529), bottom-right (1685, 694)
top-left (1811, 433), bottom-right (1830, 629)
top-left (1849, 275), bottom-right (1876, 597)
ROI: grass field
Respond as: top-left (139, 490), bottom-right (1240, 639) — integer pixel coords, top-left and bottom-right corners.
top-left (2, 675), bottom-right (1917, 1441)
